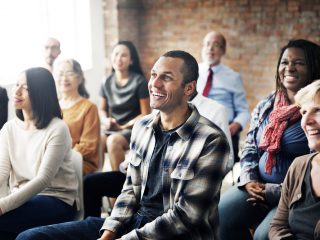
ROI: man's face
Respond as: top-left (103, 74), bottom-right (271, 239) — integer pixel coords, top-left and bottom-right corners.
top-left (201, 32), bottom-right (225, 66)
top-left (44, 38), bottom-right (61, 66)
top-left (148, 56), bottom-right (194, 114)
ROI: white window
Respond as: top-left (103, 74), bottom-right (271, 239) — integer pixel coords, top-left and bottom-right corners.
top-left (0, 0), bottom-right (92, 85)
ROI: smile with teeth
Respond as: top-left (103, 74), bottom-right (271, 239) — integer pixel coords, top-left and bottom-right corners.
top-left (152, 92), bottom-right (166, 97)
top-left (307, 129), bottom-right (320, 136)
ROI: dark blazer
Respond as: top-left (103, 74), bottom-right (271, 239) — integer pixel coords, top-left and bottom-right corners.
top-left (0, 86), bottom-right (8, 129)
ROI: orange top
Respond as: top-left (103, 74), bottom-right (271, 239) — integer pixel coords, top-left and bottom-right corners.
top-left (62, 98), bottom-right (100, 175)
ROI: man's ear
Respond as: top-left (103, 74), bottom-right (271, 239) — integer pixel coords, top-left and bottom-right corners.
top-left (184, 80), bottom-right (196, 97)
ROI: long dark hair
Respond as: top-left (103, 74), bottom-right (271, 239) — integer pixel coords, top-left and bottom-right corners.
top-left (112, 40), bottom-right (144, 76)
top-left (16, 67), bottom-right (62, 129)
top-left (275, 39), bottom-right (320, 93)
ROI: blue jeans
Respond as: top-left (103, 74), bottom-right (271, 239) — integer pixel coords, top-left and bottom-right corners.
top-left (219, 186), bottom-right (277, 240)
top-left (0, 195), bottom-right (76, 240)
top-left (16, 217), bottom-right (105, 240)
top-left (17, 211), bottom-right (155, 240)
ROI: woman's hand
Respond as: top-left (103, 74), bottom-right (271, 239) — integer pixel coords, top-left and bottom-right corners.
top-left (245, 181), bottom-right (267, 207)
top-left (104, 118), bottom-right (121, 131)
top-left (98, 230), bottom-right (117, 240)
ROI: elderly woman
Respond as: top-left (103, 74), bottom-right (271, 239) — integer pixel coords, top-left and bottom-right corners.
top-left (55, 59), bottom-right (100, 175)
top-left (269, 79), bottom-right (320, 240)
top-left (219, 39), bottom-right (320, 240)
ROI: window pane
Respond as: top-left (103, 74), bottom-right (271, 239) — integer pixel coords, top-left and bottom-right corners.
top-left (0, 0), bottom-right (92, 85)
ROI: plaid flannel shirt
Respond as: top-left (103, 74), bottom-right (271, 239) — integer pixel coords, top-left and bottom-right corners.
top-left (101, 104), bottom-right (229, 240)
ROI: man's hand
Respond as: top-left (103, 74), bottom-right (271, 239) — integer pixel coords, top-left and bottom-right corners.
top-left (98, 230), bottom-right (117, 240)
top-left (229, 122), bottom-right (241, 136)
top-left (244, 181), bottom-right (266, 207)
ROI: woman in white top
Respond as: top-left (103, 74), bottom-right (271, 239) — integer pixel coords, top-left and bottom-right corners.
top-left (0, 67), bottom-right (78, 239)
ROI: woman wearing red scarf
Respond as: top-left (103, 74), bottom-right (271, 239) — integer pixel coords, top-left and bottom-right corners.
top-left (219, 39), bottom-right (320, 240)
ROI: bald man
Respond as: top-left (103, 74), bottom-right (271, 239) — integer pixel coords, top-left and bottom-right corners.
top-left (43, 37), bottom-right (61, 72)
top-left (197, 31), bottom-right (250, 168)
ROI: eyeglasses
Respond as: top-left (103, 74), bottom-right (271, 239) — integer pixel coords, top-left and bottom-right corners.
top-left (57, 71), bottom-right (77, 78)
top-left (203, 42), bottom-right (223, 49)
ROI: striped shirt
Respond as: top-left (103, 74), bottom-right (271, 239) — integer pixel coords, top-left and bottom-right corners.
top-left (101, 104), bottom-right (229, 240)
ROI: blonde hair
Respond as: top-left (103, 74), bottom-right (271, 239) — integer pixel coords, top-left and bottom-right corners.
top-left (295, 79), bottom-right (320, 107)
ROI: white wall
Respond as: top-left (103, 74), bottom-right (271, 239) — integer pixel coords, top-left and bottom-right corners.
top-left (84, 0), bottom-right (106, 106)
top-left (4, 0), bottom-right (105, 120)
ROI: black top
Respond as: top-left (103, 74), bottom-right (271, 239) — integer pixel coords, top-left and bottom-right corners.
top-left (138, 123), bottom-right (176, 221)
top-left (289, 162), bottom-right (320, 240)
top-left (0, 87), bottom-right (8, 130)
top-left (99, 72), bottom-right (149, 125)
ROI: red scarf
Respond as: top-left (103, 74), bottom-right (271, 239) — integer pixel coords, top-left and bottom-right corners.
top-left (259, 90), bottom-right (301, 175)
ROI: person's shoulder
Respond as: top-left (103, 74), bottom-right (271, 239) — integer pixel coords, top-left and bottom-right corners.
top-left (195, 94), bottom-right (225, 109)
top-left (81, 98), bottom-right (97, 109)
top-left (48, 117), bottom-right (69, 131)
top-left (255, 91), bottom-right (276, 108)
top-left (219, 64), bottom-right (241, 78)
top-left (130, 72), bottom-right (147, 83)
top-left (291, 153), bottom-right (315, 170)
top-left (103, 73), bottom-right (115, 84)
top-left (1, 118), bottom-right (16, 131)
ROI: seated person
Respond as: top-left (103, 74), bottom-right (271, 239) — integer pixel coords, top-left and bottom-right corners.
top-left (83, 90), bottom-right (232, 218)
top-left (269, 79), bottom-right (320, 239)
top-left (55, 59), bottom-right (100, 175)
top-left (0, 67), bottom-right (78, 239)
top-left (219, 39), bottom-right (320, 240)
top-left (100, 40), bottom-right (150, 171)
top-left (16, 50), bottom-right (229, 240)
top-left (0, 86), bottom-right (8, 129)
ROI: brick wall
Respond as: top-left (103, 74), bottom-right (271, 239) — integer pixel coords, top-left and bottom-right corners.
top-left (102, 0), bottom-right (320, 131)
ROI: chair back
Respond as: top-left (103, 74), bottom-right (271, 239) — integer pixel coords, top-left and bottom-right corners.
top-left (71, 150), bottom-right (84, 220)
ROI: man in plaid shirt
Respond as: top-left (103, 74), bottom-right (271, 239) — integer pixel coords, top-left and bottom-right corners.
top-left (17, 50), bottom-right (229, 240)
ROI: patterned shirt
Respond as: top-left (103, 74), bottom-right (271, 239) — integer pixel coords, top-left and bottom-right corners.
top-left (101, 104), bottom-right (229, 240)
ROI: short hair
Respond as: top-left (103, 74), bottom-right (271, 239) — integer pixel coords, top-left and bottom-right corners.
top-left (113, 41), bottom-right (144, 76)
top-left (62, 59), bottom-right (89, 98)
top-left (275, 39), bottom-right (320, 92)
top-left (16, 67), bottom-right (62, 129)
top-left (203, 31), bottom-right (227, 52)
top-left (295, 79), bottom-right (320, 107)
top-left (162, 50), bottom-right (199, 85)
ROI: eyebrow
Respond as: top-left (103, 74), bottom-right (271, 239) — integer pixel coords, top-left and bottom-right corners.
top-left (152, 69), bottom-right (175, 76)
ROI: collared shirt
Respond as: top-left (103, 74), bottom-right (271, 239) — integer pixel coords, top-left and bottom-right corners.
top-left (197, 63), bottom-right (250, 129)
top-left (190, 93), bottom-right (234, 172)
top-left (101, 104), bottom-right (229, 240)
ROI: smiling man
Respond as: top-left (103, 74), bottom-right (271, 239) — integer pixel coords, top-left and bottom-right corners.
top-left (17, 50), bottom-right (229, 240)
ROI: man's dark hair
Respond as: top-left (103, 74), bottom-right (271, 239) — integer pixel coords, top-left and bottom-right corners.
top-left (275, 39), bottom-right (320, 93)
top-left (162, 50), bottom-right (199, 85)
top-left (16, 67), bottom-right (62, 129)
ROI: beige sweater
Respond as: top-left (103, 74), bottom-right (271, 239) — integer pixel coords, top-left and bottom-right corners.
top-left (0, 117), bottom-right (78, 214)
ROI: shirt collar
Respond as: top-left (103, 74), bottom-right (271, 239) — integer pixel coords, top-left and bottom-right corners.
top-left (147, 104), bottom-right (200, 141)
